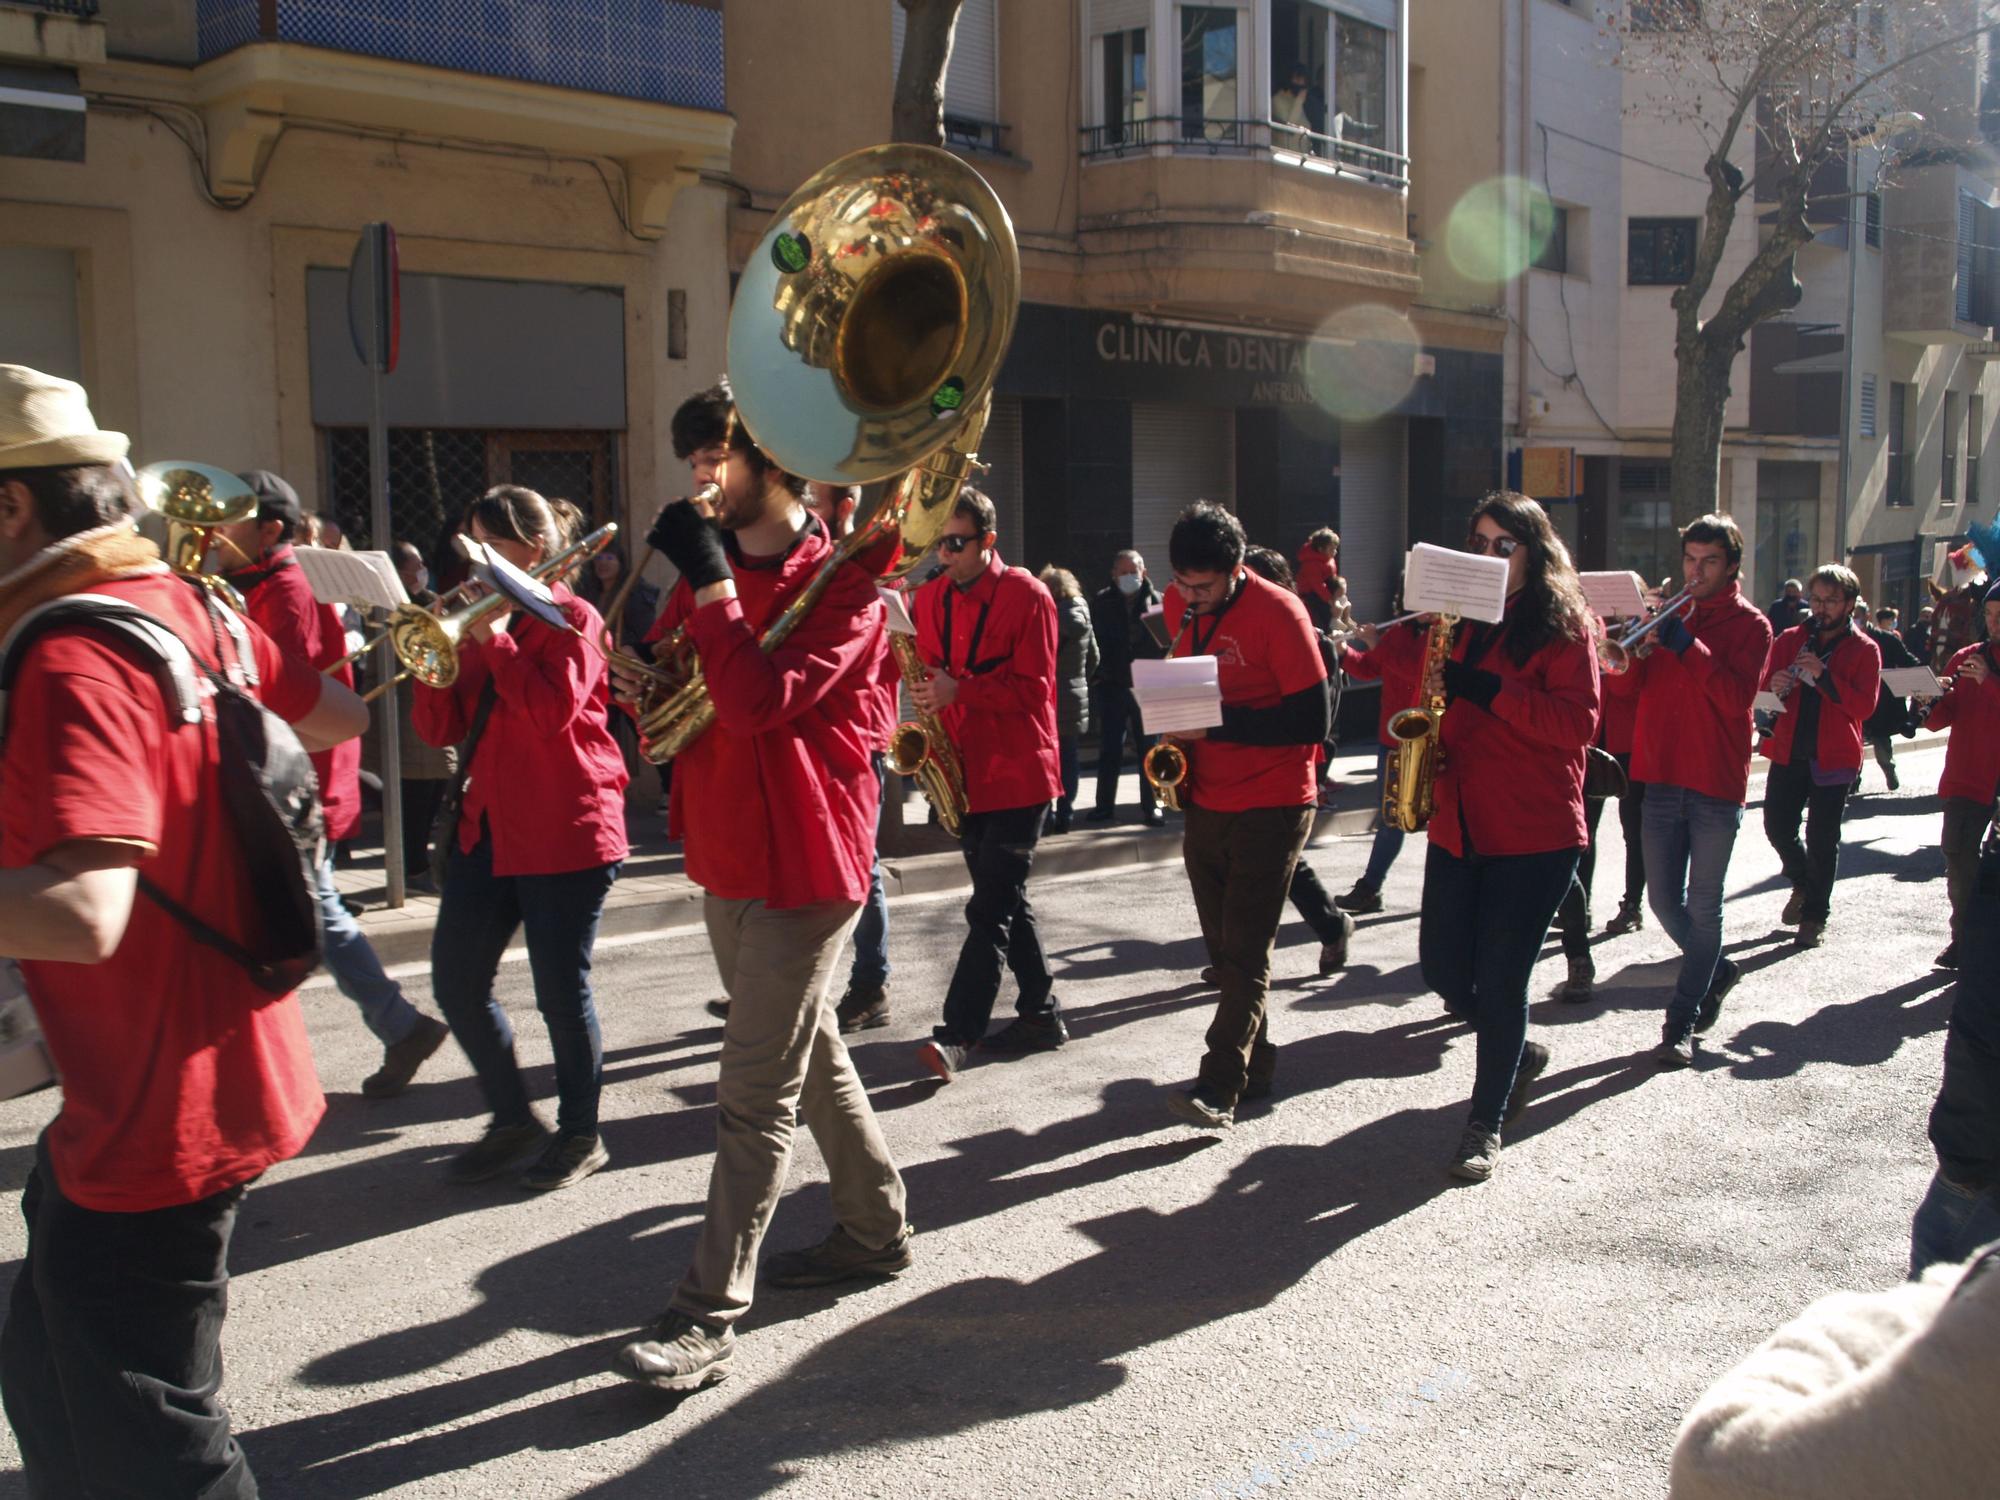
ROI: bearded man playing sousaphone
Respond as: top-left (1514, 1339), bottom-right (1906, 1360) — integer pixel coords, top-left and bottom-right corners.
top-left (608, 382), bottom-right (911, 1394)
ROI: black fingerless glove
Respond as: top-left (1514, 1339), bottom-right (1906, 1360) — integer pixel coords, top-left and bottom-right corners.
top-left (648, 500), bottom-right (730, 591)
top-left (1441, 658), bottom-right (1502, 711)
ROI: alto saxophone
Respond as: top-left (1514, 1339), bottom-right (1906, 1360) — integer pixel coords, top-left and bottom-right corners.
top-left (1382, 611), bottom-right (1459, 833)
top-left (887, 630), bottom-right (969, 838)
top-left (1141, 611), bottom-right (1197, 811)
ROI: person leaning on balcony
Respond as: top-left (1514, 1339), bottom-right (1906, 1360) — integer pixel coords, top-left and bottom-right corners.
top-left (1273, 64), bottom-right (1312, 151)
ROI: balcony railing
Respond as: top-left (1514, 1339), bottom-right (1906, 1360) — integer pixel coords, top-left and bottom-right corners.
top-left (19, 0), bottom-right (99, 14)
top-left (943, 113), bottom-right (1012, 158)
top-left (1079, 115), bottom-right (1407, 189)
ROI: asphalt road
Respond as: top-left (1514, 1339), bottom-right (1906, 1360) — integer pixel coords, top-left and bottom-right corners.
top-left (0, 742), bottom-right (1963, 1499)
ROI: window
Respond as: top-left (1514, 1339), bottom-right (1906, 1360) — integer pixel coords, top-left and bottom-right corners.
top-left (1887, 381), bottom-right (1912, 508)
top-left (893, 0), bottom-right (1002, 150)
top-left (1180, 6), bottom-right (1240, 143)
top-left (1628, 217), bottom-right (1697, 285)
top-left (1098, 25), bottom-right (1149, 148)
top-left (1945, 390), bottom-right (1963, 504)
top-left (1532, 206), bottom-right (1571, 273)
top-left (1865, 192), bottom-right (1881, 249)
top-left (1859, 374), bottom-right (1877, 438)
top-left (1971, 394), bottom-right (1985, 505)
top-left (1631, 0), bottom-right (1697, 31)
top-left (1332, 13), bottom-right (1390, 153)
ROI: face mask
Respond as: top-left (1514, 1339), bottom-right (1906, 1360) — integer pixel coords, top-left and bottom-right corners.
top-left (1116, 573), bottom-right (1141, 596)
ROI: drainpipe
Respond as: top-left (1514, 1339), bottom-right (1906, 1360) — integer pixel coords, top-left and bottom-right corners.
top-left (1835, 141), bottom-right (1861, 566)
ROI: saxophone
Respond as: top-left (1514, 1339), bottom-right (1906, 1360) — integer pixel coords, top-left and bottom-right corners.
top-left (887, 630), bottom-right (969, 838)
top-left (1381, 612), bottom-right (1459, 833)
top-left (1141, 612), bottom-right (1197, 811)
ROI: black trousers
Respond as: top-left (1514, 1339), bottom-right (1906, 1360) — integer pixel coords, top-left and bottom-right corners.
top-left (1555, 793), bottom-right (1609, 961)
top-left (1, 1138), bottom-right (257, 1498)
top-left (399, 776), bottom-right (446, 879)
top-left (937, 803), bottom-right (1054, 1044)
top-left (1092, 687), bottom-right (1157, 813)
top-left (1617, 775), bottom-right (1648, 909)
top-left (1288, 859), bottom-right (1344, 943)
top-left (1763, 758), bottom-right (1852, 923)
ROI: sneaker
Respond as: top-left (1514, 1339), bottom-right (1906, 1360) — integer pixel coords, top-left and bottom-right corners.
top-left (1082, 807), bottom-right (1115, 823)
top-left (1335, 881), bottom-right (1384, 915)
top-left (982, 1011), bottom-right (1068, 1052)
top-left (612, 1312), bottom-right (734, 1392)
top-left (1166, 1086), bottom-right (1234, 1130)
top-left (1937, 942), bottom-right (1961, 969)
top-left (446, 1119), bottom-right (551, 1184)
top-left (1781, 887), bottom-right (1804, 925)
top-left (1696, 957), bottom-right (1740, 1034)
top-left (835, 984), bottom-right (891, 1033)
top-left (918, 1039), bottom-right (969, 1082)
top-left (704, 997), bottom-right (730, 1020)
top-left (1448, 1125), bottom-right (1502, 1182)
top-left (1555, 957), bottom-right (1595, 1004)
top-left (1046, 813), bottom-right (1072, 835)
top-left (520, 1130), bottom-right (609, 1192)
top-left (1604, 902), bottom-right (1645, 936)
top-left (361, 1014), bottom-right (451, 1099)
top-left (1655, 1031), bottom-right (1695, 1068)
top-left (1795, 920), bottom-right (1825, 949)
top-left (1504, 1042), bottom-right (1550, 1124)
top-left (1318, 911), bottom-right (1355, 975)
top-left (763, 1224), bottom-right (914, 1288)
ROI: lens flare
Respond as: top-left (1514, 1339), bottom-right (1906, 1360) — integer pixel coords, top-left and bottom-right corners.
top-left (1303, 304), bottom-right (1423, 422)
top-left (1444, 176), bottom-right (1557, 285)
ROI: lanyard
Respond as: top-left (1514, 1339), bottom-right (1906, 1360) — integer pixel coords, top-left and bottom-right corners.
top-left (1186, 574), bottom-right (1245, 656)
top-left (942, 581), bottom-right (994, 676)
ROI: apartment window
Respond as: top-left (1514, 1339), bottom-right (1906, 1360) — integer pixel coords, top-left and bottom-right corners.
top-left (1628, 217), bottom-right (1697, 285)
top-left (1865, 192), bottom-right (1881, 249)
top-left (1180, 6), bottom-right (1241, 143)
top-left (1332, 13), bottom-right (1390, 153)
top-left (1097, 24), bottom-right (1149, 147)
top-left (1631, 0), bottom-right (1697, 31)
top-left (1971, 394), bottom-right (1985, 504)
top-left (1532, 206), bottom-right (1572, 273)
top-left (893, 0), bottom-right (1005, 152)
top-left (1887, 380), bottom-right (1912, 508)
top-left (1859, 374), bottom-right (1877, 438)
top-left (1945, 390), bottom-right (1963, 504)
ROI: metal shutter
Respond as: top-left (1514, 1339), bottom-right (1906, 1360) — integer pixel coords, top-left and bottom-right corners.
top-left (1092, 0), bottom-right (1150, 33)
top-left (1131, 402), bottom-right (1235, 580)
top-left (980, 396), bottom-right (1025, 559)
top-left (892, 0), bottom-right (998, 123)
top-left (1336, 418), bottom-right (1406, 622)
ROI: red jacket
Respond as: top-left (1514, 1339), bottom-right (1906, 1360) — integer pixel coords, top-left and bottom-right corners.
top-left (1374, 605), bottom-right (1599, 857)
top-left (1604, 582), bottom-right (1772, 806)
top-left (913, 553), bottom-right (1063, 815)
top-left (650, 521), bottom-right (885, 908)
top-left (1601, 673), bottom-right (1638, 755)
top-left (1340, 630), bottom-right (1423, 749)
top-left (1758, 621), bottom-right (1882, 774)
top-left (234, 545), bottom-right (361, 841)
top-left (1296, 544), bottom-right (1335, 606)
top-left (413, 585), bottom-right (628, 877)
top-left (1928, 642), bottom-right (2000, 804)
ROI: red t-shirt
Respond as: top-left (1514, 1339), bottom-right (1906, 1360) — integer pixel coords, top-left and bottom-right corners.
top-left (1163, 570), bottom-right (1327, 813)
top-left (1, 571), bottom-right (329, 1212)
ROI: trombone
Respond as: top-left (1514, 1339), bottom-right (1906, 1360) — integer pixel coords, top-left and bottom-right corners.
top-left (1599, 586), bottom-right (1694, 674)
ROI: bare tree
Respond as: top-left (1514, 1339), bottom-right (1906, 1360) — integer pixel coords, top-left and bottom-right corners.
top-left (893, 0), bottom-right (968, 145)
top-left (1610, 0), bottom-right (1992, 525)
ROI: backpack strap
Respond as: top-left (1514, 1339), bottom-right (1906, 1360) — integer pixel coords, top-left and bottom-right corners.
top-left (0, 594), bottom-right (205, 740)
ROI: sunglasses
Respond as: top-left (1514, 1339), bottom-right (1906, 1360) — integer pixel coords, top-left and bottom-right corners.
top-left (1466, 533), bottom-right (1522, 558)
top-left (939, 534), bottom-right (981, 554)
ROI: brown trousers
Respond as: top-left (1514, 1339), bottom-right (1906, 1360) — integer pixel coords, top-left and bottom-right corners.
top-left (1944, 796), bottom-right (1996, 947)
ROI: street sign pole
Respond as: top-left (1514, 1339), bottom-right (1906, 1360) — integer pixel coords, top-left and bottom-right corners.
top-left (354, 224), bottom-right (405, 909)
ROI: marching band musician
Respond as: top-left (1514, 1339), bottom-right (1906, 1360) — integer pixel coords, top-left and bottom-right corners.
top-left (1159, 502), bottom-right (1331, 1131)
top-left (1364, 493), bottom-right (1599, 1181)
top-left (611, 385), bottom-right (909, 1394)
top-left (1603, 515), bottom-right (1772, 1068)
top-left (413, 487), bottom-right (629, 1193)
top-left (1756, 564), bottom-right (1881, 951)
top-left (911, 488), bottom-right (1068, 1083)
top-left (1921, 580), bottom-right (2000, 969)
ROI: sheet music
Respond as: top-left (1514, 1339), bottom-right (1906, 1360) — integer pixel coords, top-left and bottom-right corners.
top-left (1131, 654), bottom-right (1223, 735)
top-left (878, 587), bottom-right (917, 636)
top-left (294, 547), bottom-right (409, 611)
top-left (1401, 543), bottom-right (1509, 624)
top-left (1578, 570), bottom-right (1648, 621)
top-left (1753, 690), bottom-right (1786, 715)
top-left (1882, 666), bottom-right (1945, 697)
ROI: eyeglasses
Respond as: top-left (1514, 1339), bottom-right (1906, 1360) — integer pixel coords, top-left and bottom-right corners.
top-left (1466, 533), bottom-right (1522, 559)
top-left (939, 534), bottom-right (979, 555)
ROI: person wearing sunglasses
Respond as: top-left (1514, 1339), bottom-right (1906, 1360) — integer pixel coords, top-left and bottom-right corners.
top-left (1364, 492), bottom-right (1600, 1181)
top-left (910, 489), bottom-right (1067, 1083)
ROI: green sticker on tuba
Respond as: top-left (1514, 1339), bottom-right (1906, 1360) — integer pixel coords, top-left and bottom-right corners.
top-left (930, 376), bottom-right (966, 416)
top-left (772, 232), bottom-right (811, 274)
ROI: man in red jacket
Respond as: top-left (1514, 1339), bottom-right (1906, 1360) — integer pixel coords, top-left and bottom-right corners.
top-left (1605, 514), bottom-right (1773, 1066)
top-left (610, 385), bottom-right (908, 1394)
top-left (218, 470), bottom-right (450, 1097)
top-left (1160, 503), bottom-right (1330, 1129)
top-left (1922, 582), bottom-right (2000, 968)
top-left (1758, 564), bottom-right (1881, 950)
top-left (911, 489), bottom-right (1067, 1081)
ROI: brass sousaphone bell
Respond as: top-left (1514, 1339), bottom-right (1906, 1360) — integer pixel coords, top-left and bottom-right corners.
top-left (135, 461), bottom-right (261, 609)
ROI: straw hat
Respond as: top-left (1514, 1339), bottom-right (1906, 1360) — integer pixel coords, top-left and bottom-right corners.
top-left (0, 365), bottom-right (128, 469)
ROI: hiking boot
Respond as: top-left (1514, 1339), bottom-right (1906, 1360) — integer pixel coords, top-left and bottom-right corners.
top-left (982, 1010), bottom-right (1068, 1052)
top-left (763, 1224), bottom-right (913, 1289)
top-left (1696, 957), bottom-right (1740, 1034)
top-left (1655, 1030), bottom-right (1696, 1069)
top-left (1505, 1043), bottom-right (1550, 1125)
top-left (1937, 942), bottom-right (1961, 970)
top-left (1555, 957), bottom-right (1596, 1004)
top-left (1318, 911), bottom-right (1355, 975)
top-left (1604, 902), bottom-right (1645, 936)
top-left (362, 1014), bottom-right (451, 1099)
top-left (446, 1119), bottom-right (551, 1184)
top-left (1795, 920), bottom-right (1825, 950)
top-left (1781, 887), bottom-right (1804, 925)
top-left (835, 984), bottom-right (891, 1034)
top-left (1448, 1125), bottom-right (1502, 1182)
top-left (1166, 1086), bottom-right (1234, 1130)
top-left (1335, 880), bottom-right (1384, 915)
top-left (612, 1313), bottom-right (734, 1392)
top-left (704, 997), bottom-right (730, 1020)
top-left (520, 1130), bottom-right (609, 1193)
top-left (918, 1039), bottom-right (969, 1082)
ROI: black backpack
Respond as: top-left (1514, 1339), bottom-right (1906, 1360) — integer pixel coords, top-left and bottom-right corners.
top-left (0, 582), bottom-right (324, 995)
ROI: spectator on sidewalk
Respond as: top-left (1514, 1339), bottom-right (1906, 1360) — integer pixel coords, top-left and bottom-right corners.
top-left (1860, 602), bottom-right (1918, 793)
top-left (1087, 549), bottom-right (1166, 827)
top-left (1041, 565), bottom-right (1099, 835)
top-left (1905, 603), bottom-right (1935, 663)
top-left (1767, 577), bottom-right (1808, 633)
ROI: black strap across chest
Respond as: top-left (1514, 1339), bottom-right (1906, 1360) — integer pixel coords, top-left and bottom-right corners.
top-left (942, 580), bottom-right (997, 676)
top-left (1185, 575), bottom-right (1247, 657)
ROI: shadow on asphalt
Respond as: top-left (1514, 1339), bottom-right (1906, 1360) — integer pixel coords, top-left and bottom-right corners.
top-left (1721, 968), bottom-right (1957, 1080)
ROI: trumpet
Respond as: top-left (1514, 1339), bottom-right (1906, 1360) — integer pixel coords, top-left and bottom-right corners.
top-left (1599, 586), bottom-right (1694, 674)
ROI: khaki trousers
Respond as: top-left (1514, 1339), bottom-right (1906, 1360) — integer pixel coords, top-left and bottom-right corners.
top-left (672, 896), bottom-right (907, 1328)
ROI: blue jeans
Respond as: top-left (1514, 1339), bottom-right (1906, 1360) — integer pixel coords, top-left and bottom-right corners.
top-left (314, 850), bottom-right (421, 1046)
top-left (1910, 1170), bottom-right (2000, 1277)
top-left (1418, 842), bottom-right (1579, 1129)
top-left (1643, 782), bottom-right (1744, 1038)
top-left (1361, 748), bottom-right (1405, 887)
top-left (431, 832), bottom-right (620, 1137)
top-left (850, 752), bottom-right (891, 991)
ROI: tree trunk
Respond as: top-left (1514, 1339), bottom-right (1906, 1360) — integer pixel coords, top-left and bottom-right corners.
top-left (892, 0), bottom-right (966, 146)
top-left (1668, 334), bottom-right (1739, 528)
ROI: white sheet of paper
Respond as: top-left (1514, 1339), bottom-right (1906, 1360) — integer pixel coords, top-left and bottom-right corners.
top-left (1131, 654), bottom-right (1223, 735)
top-left (1753, 690), bottom-right (1786, 715)
top-left (294, 547), bottom-right (409, 611)
top-left (1401, 542), bottom-right (1509, 624)
top-left (1578, 570), bottom-right (1648, 620)
top-left (1882, 665), bottom-right (1945, 697)
top-left (878, 587), bottom-right (917, 636)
